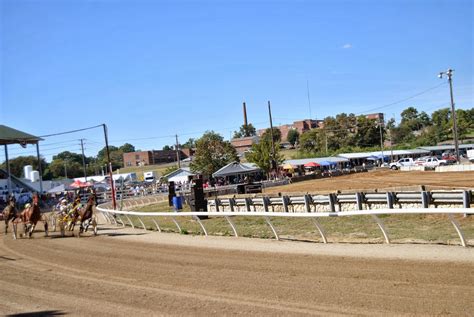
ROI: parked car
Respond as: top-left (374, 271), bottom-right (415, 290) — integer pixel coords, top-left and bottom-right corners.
top-left (389, 158), bottom-right (415, 170)
top-left (441, 153), bottom-right (457, 164)
top-left (414, 156), bottom-right (447, 169)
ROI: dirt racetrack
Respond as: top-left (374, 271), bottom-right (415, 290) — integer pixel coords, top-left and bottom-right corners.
top-left (1, 169), bottom-right (474, 316)
top-left (1, 225), bottom-right (473, 316)
top-left (264, 169), bottom-right (474, 194)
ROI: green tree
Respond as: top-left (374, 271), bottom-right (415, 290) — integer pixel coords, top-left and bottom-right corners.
top-left (386, 118), bottom-right (396, 130)
top-left (48, 158), bottom-right (83, 179)
top-left (245, 138), bottom-right (284, 175)
top-left (97, 146), bottom-right (119, 163)
top-left (190, 131), bottom-right (238, 177)
top-left (400, 107), bottom-right (419, 131)
top-left (456, 108), bottom-right (474, 139)
top-left (287, 129), bottom-right (300, 147)
top-left (400, 107), bottom-right (431, 132)
top-left (162, 145), bottom-right (173, 151)
top-left (53, 151), bottom-right (85, 165)
top-left (96, 145), bottom-right (124, 170)
top-left (182, 138), bottom-right (196, 149)
top-left (119, 143), bottom-right (135, 153)
top-left (233, 123), bottom-right (257, 138)
top-left (261, 127), bottom-right (281, 144)
top-left (0, 156), bottom-right (48, 179)
top-left (390, 123), bottom-right (416, 145)
top-left (298, 129), bottom-right (326, 154)
top-left (431, 108), bottom-right (451, 142)
top-left (354, 116), bottom-right (381, 148)
top-left (333, 113), bottom-right (357, 148)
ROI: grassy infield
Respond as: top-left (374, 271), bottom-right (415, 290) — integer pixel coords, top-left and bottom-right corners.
top-left (128, 200), bottom-right (474, 246)
top-left (119, 149), bottom-right (473, 245)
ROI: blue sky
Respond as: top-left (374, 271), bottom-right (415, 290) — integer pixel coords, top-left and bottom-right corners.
top-left (1, 0), bottom-right (472, 162)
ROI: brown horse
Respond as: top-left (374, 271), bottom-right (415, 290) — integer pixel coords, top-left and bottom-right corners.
top-left (73, 193), bottom-right (97, 236)
top-left (12, 193), bottom-right (49, 239)
top-left (2, 197), bottom-right (17, 234)
top-left (65, 193), bottom-right (97, 236)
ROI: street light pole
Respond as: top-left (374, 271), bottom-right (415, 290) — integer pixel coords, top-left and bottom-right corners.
top-left (438, 69), bottom-right (460, 163)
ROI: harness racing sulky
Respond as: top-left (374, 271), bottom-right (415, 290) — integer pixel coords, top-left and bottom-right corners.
top-left (9, 193), bottom-right (49, 239)
top-left (50, 192), bottom-right (98, 237)
top-left (2, 196), bottom-right (17, 234)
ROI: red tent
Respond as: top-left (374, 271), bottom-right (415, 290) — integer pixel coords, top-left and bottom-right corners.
top-left (304, 162), bottom-right (320, 167)
top-left (69, 180), bottom-right (92, 188)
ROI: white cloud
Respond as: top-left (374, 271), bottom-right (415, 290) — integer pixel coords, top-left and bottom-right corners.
top-left (342, 43), bottom-right (352, 49)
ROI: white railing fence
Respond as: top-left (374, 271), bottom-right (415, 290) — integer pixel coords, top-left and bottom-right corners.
top-left (96, 205), bottom-right (473, 247)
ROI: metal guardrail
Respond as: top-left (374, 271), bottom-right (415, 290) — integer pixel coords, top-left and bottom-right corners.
top-left (209, 190), bottom-right (472, 211)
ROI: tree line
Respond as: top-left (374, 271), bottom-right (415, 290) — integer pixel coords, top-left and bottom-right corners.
top-left (2, 106), bottom-right (472, 181)
top-left (1, 143), bottom-right (136, 180)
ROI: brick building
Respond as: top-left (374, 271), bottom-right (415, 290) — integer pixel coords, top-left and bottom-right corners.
top-left (230, 136), bottom-right (259, 154)
top-left (257, 119), bottom-right (323, 142)
top-left (365, 113), bottom-right (384, 123)
top-left (123, 149), bottom-right (194, 167)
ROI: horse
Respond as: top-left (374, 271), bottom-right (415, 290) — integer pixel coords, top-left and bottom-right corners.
top-left (12, 193), bottom-right (49, 239)
top-left (72, 193), bottom-right (98, 236)
top-left (62, 193), bottom-right (97, 237)
top-left (2, 198), bottom-right (17, 234)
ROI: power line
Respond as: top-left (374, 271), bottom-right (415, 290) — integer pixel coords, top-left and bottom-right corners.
top-left (38, 124), bottom-right (104, 138)
top-left (356, 82), bottom-right (447, 115)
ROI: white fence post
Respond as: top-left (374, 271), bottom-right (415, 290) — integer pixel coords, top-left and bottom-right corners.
top-left (371, 215), bottom-right (390, 244)
top-left (448, 214), bottom-right (467, 247)
top-left (264, 216), bottom-right (279, 240)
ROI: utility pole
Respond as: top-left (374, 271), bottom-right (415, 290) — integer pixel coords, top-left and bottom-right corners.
top-left (80, 139), bottom-right (87, 182)
top-left (390, 114), bottom-right (395, 162)
top-left (103, 124), bottom-right (116, 210)
top-left (439, 69), bottom-right (460, 163)
top-left (325, 133), bottom-right (328, 155)
top-left (268, 101), bottom-right (276, 172)
top-left (35, 143), bottom-right (44, 194)
top-left (4, 145), bottom-right (11, 196)
top-left (175, 134), bottom-right (181, 168)
top-left (379, 116), bottom-right (384, 164)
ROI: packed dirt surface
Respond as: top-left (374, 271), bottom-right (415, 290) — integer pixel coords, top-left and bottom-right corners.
top-left (264, 169), bottom-right (474, 194)
top-left (1, 226), bottom-right (473, 316)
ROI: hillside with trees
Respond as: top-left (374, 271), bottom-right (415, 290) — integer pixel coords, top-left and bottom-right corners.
top-left (294, 107), bottom-right (473, 158)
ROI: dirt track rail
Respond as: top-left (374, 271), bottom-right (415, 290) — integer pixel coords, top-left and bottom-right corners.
top-left (1, 225), bottom-right (473, 316)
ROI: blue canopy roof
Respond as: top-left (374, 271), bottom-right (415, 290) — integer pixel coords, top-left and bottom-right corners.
top-left (319, 160), bottom-right (336, 167)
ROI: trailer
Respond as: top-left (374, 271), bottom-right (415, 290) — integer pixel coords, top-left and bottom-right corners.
top-left (143, 171), bottom-right (158, 183)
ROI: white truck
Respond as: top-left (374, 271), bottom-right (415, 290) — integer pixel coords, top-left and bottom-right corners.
top-left (414, 156), bottom-right (447, 169)
top-left (389, 157), bottom-right (415, 170)
top-left (143, 171), bottom-right (158, 183)
top-left (467, 149), bottom-right (474, 163)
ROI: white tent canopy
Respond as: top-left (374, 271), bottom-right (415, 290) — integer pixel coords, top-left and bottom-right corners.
top-left (212, 162), bottom-right (260, 178)
top-left (164, 168), bottom-right (196, 183)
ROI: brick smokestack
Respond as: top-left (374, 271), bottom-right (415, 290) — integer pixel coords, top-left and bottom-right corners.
top-left (243, 102), bottom-right (248, 127)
